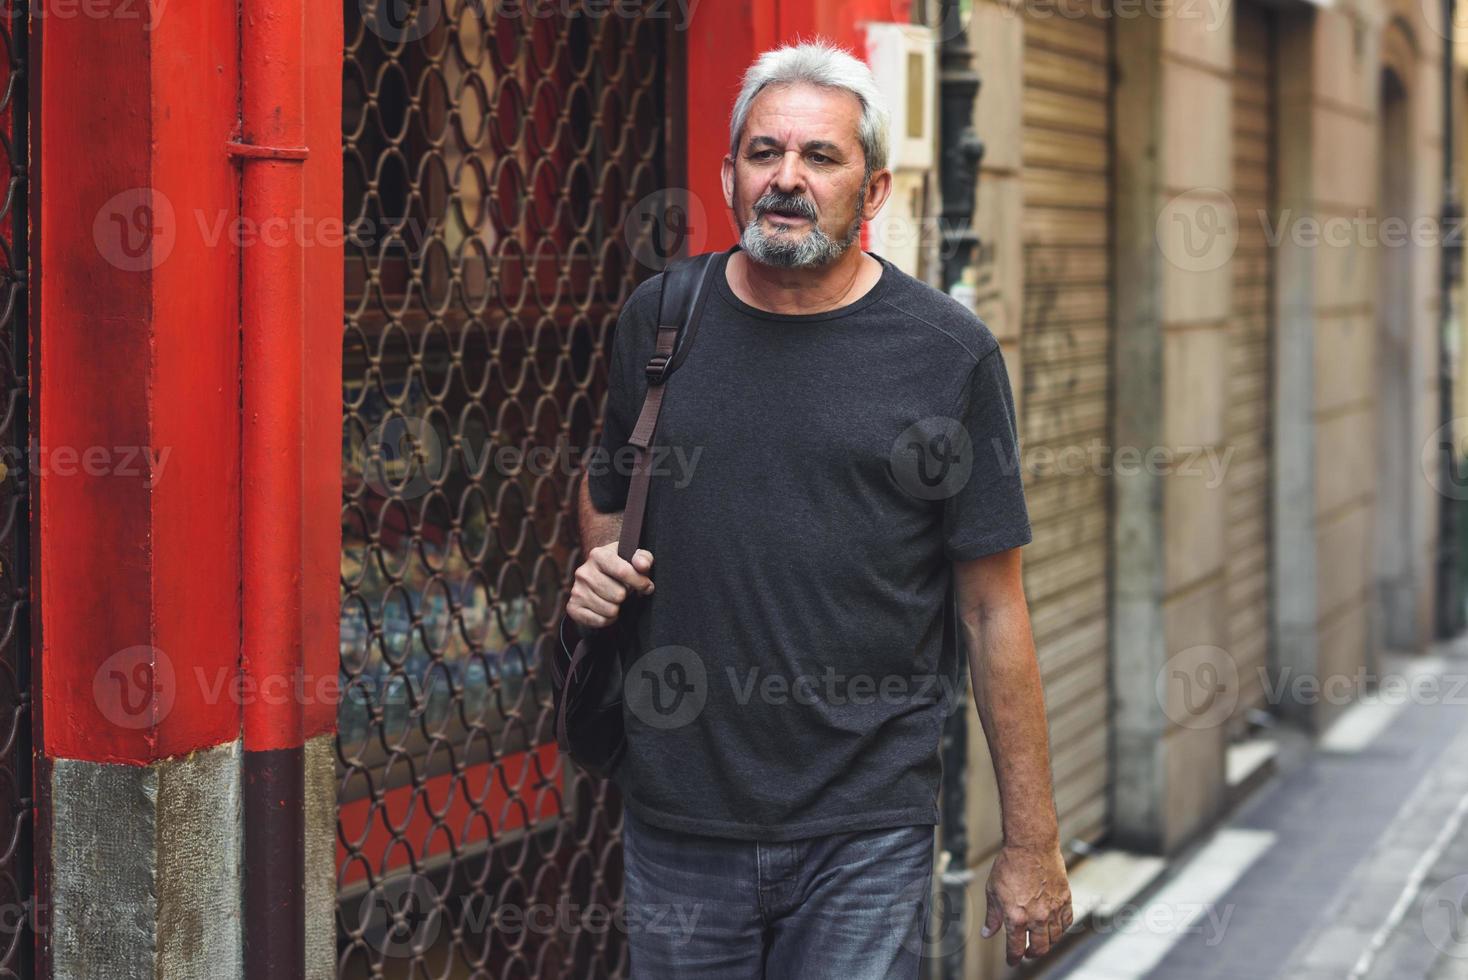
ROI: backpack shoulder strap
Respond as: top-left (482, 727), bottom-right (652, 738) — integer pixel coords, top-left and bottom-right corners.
top-left (653, 250), bottom-right (719, 380)
top-left (615, 252), bottom-right (719, 562)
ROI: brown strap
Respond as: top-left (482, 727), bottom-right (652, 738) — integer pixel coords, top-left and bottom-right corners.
top-left (616, 323), bottom-right (680, 563)
top-left (559, 637), bottom-right (591, 748)
top-left (559, 258), bottom-right (714, 757)
top-left (559, 322), bottom-right (677, 749)
top-left (611, 251), bottom-right (717, 563)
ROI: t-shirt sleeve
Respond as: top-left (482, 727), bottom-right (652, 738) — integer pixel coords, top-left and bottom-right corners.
top-left (585, 287), bottom-right (653, 513)
top-left (942, 345), bottom-right (1033, 560)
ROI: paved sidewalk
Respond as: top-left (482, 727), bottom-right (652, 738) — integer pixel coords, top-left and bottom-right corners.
top-left (1041, 637), bottom-right (1468, 980)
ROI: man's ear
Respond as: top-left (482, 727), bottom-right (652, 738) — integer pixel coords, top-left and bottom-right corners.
top-left (721, 155), bottom-right (735, 212)
top-left (862, 167), bottom-right (894, 222)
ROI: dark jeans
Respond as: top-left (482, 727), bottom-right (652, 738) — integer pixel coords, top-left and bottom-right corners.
top-left (621, 807), bottom-right (936, 979)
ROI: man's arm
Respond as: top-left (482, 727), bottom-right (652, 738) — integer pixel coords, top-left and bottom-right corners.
top-left (577, 471), bottom-right (623, 553)
top-left (567, 472), bottom-right (655, 629)
top-left (954, 545), bottom-right (1073, 965)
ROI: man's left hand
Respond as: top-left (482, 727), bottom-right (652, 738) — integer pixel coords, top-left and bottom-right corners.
top-left (981, 840), bottom-right (1074, 965)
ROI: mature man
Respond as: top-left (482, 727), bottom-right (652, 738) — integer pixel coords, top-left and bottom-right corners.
top-left (569, 40), bottom-right (1072, 978)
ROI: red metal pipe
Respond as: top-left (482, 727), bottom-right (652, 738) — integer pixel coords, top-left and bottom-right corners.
top-left (239, 0), bottom-right (307, 758)
top-left (238, 0), bottom-right (308, 969)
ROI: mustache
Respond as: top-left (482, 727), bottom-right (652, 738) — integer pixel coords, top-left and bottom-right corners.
top-left (753, 192), bottom-right (818, 221)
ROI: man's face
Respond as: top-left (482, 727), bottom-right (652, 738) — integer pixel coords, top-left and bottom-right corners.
top-left (722, 82), bottom-right (883, 269)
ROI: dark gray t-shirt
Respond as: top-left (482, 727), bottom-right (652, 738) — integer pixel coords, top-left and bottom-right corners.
top-left (586, 244), bottom-right (1031, 841)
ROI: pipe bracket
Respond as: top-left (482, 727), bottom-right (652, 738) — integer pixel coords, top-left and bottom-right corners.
top-left (226, 141), bottom-right (310, 162)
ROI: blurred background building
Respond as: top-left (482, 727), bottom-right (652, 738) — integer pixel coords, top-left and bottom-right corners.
top-left (945, 0), bottom-right (1466, 974)
top-left (0, 0), bottom-right (1463, 976)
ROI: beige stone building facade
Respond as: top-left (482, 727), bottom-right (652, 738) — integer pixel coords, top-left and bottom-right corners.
top-left (936, 0), bottom-right (1459, 973)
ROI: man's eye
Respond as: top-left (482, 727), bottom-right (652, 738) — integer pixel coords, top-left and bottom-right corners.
top-left (751, 150), bottom-right (776, 160)
top-left (809, 153), bottom-right (830, 163)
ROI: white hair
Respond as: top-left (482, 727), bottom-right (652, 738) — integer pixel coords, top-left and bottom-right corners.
top-left (728, 40), bottom-right (891, 176)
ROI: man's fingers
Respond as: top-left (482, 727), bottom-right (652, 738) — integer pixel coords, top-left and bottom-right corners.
top-left (570, 585), bottom-right (621, 622)
top-left (569, 545), bottom-right (657, 628)
top-left (1045, 907), bottom-right (1067, 948)
top-left (1023, 914), bottom-right (1053, 959)
top-left (980, 891), bottom-right (1003, 939)
top-left (567, 605), bottom-right (613, 630)
top-left (625, 548), bottom-right (656, 592)
top-left (1021, 903), bottom-right (1071, 960)
top-left (592, 545), bottom-right (655, 594)
top-left (1005, 913), bottom-right (1027, 966)
top-left (576, 561), bottom-right (630, 607)
top-left (568, 563), bottom-right (620, 627)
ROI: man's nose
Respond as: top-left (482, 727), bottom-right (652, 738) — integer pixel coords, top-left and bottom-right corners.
top-left (772, 150), bottom-right (806, 194)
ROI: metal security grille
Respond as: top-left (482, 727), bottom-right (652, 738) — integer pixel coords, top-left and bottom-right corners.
top-left (338, 2), bottom-right (672, 976)
top-left (0, 4), bottom-right (31, 977)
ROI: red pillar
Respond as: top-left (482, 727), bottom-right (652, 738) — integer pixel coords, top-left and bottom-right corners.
top-left (36, 0), bottom-right (241, 773)
top-left (32, 0), bottom-right (341, 972)
top-left (34, 0), bottom-right (244, 974)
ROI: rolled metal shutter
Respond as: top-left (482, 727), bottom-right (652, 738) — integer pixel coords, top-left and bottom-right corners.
top-left (1227, 2), bottom-right (1276, 728)
top-left (1020, 3), bottom-right (1114, 848)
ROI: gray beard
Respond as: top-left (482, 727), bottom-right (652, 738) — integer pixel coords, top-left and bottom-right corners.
top-left (739, 203), bottom-right (864, 269)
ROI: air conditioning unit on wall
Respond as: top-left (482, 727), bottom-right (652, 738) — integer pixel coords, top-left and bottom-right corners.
top-left (865, 21), bottom-right (935, 171)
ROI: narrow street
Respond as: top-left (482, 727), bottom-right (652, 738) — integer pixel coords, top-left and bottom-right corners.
top-left (1043, 637), bottom-right (1468, 980)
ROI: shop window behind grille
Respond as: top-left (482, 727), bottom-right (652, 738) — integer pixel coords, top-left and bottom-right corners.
top-left (338, 1), bottom-right (669, 975)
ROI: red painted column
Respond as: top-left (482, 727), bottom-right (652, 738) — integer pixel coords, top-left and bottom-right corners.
top-left (36, 0), bottom-right (242, 772)
top-left (34, 0), bottom-right (341, 970)
top-left (34, 0), bottom-right (246, 975)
